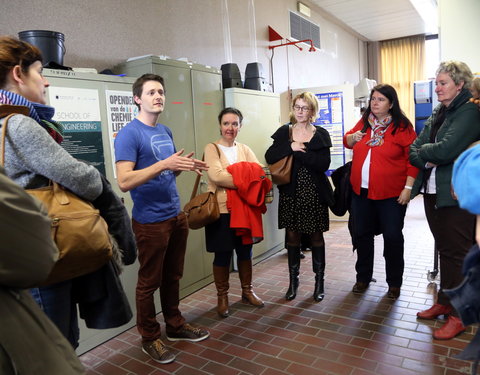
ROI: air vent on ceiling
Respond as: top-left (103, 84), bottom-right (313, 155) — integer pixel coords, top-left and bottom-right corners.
top-left (290, 11), bottom-right (320, 49)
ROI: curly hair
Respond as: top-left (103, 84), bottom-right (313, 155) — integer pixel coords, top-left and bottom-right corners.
top-left (436, 61), bottom-right (474, 89)
top-left (471, 77), bottom-right (480, 98)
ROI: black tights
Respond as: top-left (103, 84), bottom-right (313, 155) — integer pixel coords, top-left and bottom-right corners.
top-left (286, 230), bottom-right (324, 248)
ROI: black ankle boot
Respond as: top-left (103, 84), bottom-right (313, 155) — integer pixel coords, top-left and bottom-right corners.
top-left (285, 245), bottom-right (301, 300)
top-left (313, 274), bottom-right (324, 302)
top-left (312, 246), bottom-right (325, 302)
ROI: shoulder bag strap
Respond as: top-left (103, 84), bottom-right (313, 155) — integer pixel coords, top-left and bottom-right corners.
top-left (1, 114), bottom-right (17, 167)
top-left (189, 143), bottom-right (221, 201)
top-left (1, 105), bottom-right (31, 167)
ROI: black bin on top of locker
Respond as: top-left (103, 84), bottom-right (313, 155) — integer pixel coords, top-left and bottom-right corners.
top-left (19, 30), bottom-right (65, 66)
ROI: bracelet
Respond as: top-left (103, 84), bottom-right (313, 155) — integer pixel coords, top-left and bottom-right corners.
top-left (404, 185), bottom-right (412, 190)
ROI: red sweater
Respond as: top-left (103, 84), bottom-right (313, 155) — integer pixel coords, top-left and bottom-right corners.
top-left (343, 119), bottom-right (418, 200)
top-left (226, 162), bottom-right (272, 245)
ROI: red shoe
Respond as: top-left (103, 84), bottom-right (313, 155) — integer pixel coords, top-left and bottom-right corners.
top-left (417, 303), bottom-right (452, 320)
top-left (432, 316), bottom-right (465, 340)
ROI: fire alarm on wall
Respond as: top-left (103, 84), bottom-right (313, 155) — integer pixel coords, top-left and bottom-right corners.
top-left (297, 2), bottom-right (311, 17)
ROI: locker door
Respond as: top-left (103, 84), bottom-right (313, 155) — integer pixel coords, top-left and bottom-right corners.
top-left (154, 63), bottom-right (212, 294)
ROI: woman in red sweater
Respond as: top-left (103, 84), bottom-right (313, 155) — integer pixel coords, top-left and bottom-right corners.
top-left (343, 84), bottom-right (418, 299)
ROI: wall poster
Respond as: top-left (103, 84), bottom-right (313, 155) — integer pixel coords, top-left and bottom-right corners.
top-left (105, 90), bottom-right (138, 178)
top-left (48, 86), bottom-right (105, 175)
top-left (313, 91), bottom-right (345, 174)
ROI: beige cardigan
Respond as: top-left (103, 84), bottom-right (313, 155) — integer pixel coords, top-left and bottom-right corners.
top-left (204, 142), bottom-right (261, 213)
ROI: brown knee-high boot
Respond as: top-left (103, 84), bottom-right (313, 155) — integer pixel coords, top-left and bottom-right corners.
top-left (238, 260), bottom-right (264, 307)
top-left (213, 265), bottom-right (230, 317)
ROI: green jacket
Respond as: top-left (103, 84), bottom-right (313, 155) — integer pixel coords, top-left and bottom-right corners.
top-left (410, 89), bottom-right (480, 208)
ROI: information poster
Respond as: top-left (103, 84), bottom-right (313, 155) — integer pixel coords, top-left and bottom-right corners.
top-left (105, 90), bottom-right (137, 177)
top-left (48, 87), bottom-right (105, 175)
top-left (314, 91), bottom-right (345, 174)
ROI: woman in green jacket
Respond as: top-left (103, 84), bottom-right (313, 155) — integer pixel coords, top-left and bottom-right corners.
top-left (410, 61), bottom-right (480, 340)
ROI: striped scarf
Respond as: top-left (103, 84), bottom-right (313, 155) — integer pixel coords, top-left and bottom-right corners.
top-left (0, 89), bottom-right (64, 143)
top-left (366, 112), bottom-right (392, 147)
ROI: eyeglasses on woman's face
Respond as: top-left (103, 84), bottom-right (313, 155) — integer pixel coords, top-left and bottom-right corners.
top-left (293, 105), bottom-right (311, 112)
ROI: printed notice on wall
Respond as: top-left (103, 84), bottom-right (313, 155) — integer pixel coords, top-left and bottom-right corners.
top-left (314, 91), bottom-right (345, 174)
top-left (105, 90), bottom-right (138, 178)
top-left (48, 87), bottom-right (106, 175)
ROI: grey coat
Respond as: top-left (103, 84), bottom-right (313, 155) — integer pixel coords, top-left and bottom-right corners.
top-left (1, 114), bottom-right (101, 200)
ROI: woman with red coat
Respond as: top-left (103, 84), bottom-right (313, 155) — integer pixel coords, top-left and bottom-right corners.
top-left (343, 84), bottom-right (418, 299)
top-left (204, 107), bottom-right (267, 318)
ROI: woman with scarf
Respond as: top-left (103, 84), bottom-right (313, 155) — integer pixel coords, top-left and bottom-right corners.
top-left (0, 36), bottom-right (102, 348)
top-left (410, 61), bottom-right (480, 340)
top-left (344, 84), bottom-right (418, 300)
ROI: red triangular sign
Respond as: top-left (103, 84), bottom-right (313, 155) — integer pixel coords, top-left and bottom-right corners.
top-left (268, 26), bottom-right (283, 42)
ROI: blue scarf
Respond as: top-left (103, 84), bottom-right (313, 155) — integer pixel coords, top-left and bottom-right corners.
top-left (0, 89), bottom-right (64, 143)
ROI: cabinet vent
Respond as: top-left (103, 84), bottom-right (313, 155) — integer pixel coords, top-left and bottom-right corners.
top-left (289, 11), bottom-right (320, 49)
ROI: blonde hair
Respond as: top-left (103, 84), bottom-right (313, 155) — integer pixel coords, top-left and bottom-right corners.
top-left (471, 77), bottom-right (480, 98)
top-left (436, 61), bottom-right (474, 89)
top-left (289, 92), bottom-right (319, 124)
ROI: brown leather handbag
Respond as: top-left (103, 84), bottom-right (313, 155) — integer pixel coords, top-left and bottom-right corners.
top-left (268, 124), bottom-right (293, 185)
top-left (26, 183), bottom-right (113, 285)
top-left (183, 143), bottom-right (221, 229)
top-left (1, 105), bottom-right (113, 286)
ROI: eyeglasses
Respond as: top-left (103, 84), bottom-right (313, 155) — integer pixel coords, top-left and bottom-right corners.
top-left (293, 105), bottom-right (311, 112)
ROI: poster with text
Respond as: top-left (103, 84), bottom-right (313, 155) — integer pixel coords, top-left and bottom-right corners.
top-left (314, 91), bottom-right (345, 173)
top-left (48, 87), bottom-right (105, 175)
top-left (105, 90), bottom-right (137, 178)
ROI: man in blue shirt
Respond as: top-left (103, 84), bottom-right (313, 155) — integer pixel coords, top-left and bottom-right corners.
top-left (115, 74), bottom-right (209, 364)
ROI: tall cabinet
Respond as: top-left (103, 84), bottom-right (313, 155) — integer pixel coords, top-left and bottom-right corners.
top-left (224, 88), bottom-right (284, 261)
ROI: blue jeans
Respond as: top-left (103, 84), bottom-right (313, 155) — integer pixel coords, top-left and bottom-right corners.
top-left (351, 189), bottom-right (407, 287)
top-left (30, 280), bottom-right (79, 348)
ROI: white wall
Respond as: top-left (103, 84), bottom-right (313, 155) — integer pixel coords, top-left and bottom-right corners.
top-left (0, 0), bottom-right (367, 99)
top-left (439, 0), bottom-right (480, 73)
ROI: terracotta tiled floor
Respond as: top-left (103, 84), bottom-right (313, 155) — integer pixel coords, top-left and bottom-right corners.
top-left (80, 197), bottom-right (477, 374)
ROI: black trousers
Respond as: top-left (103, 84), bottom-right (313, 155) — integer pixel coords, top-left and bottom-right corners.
top-left (424, 194), bottom-right (475, 307)
top-left (351, 189), bottom-right (407, 287)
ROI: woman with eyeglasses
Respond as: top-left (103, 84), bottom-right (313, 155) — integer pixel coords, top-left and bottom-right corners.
top-left (343, 84), bottom-right (418, 300)
top-left (265, 92), bottom-right (333, 302)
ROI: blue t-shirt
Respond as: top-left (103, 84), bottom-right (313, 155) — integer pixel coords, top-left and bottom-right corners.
top-left (114, 118), bottom-right (181, 224)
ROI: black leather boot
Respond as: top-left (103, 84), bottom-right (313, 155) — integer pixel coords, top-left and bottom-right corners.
top-left (285, 245), bottom-right (301, 300)
top-left (312, 245), bottom-right (325, 302)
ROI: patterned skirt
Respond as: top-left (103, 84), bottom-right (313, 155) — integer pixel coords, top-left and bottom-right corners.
top-left (278, 167), bottom-right (329, 233)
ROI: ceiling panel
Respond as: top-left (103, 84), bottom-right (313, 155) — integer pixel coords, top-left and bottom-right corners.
top-left (309, 0), bottom-right (437, 41)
